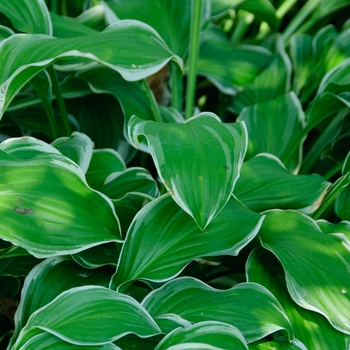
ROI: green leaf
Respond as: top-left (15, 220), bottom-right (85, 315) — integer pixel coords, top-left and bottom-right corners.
top-left (0, 137), bottom-right (121, 258)
top-left (248, 339), bottom-right (307, 349)
top-left (85, 148), bottom-right (126, 190)
top-left (234, 154), bottom-right (330, 213)
top-left (110, 194), bottom-right (263, 289)
top-left (317, 220), bottom-right (350, 250)
top-left (10, 257), bottom-right (112, 347)
top-left (12, 285), bottom-right (161, 349)
top-left (128, 113), bottom-right (247, 229)
top-left (197, 26), bottom-right (273, 95)
top-left (142, 277), bottom-right (294, 343)
top-left (211, 0), bottom-right (279, 31)
top-left (100, 167), bottom-right (159, 200)
top-left (230, 37), bottom-right (291, 113)
top-left (155, 321), bottom-right (248, 350)
top-left (258, 210), bottom-right (350, 334)
top-left (103, 0), bottom-right (211, 58)
top-left (51, 132), bottom-right (93, 173)
top-left (20, 332), bottom-right (121, 350)
top-left (237, 92), bottom-right (305, 172)
top-left (246, 248), bottom-right (350, 349)
top-left (0, 20), bottom-right (182, 117)
top-left (0, 0), bottom-right (52, 35)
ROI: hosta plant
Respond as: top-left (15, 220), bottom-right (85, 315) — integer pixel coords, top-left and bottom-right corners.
top-left (0, 0), bottom-right (350, 349)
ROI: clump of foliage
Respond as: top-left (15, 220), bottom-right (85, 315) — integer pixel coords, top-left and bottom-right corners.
top-left (0, 0), bottom-right (350, 349)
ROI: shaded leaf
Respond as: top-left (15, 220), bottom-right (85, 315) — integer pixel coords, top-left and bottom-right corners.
top-left (234, 154), bottom-right (330, 213)
top-left (155, 321), bottom-right (248, 350)
top-left (110, 195), bottom-right (263, 289)
top-left (142, 277), bottom-right (294, 343)
top-left (128, 113), bottom-right (247, 229)
top-left (258, 210), bottom-right (350, 334)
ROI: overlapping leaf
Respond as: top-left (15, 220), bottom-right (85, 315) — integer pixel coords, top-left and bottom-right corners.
top-left (110, 194), bottom-right (263, 289)
top-left (11, 286), bottom-right (161, 349)
top-left (234, 154), bottom-right (330, 213)
top-left (0, 20), bottom-right (182, 117)
top-left (128, 113), bottom-right (247, 229)
top-left (142, 277), bottom-right (294, 343)
top-left (258, 210), bottom-right (350, 334)
top-left (0, 137), bottom-right (121, 258)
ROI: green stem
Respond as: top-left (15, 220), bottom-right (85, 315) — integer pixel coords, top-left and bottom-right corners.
top-left (282, 0), bottom-right (321, 42)
top-left (323, 160), bottom-right (345, 181)
top-left (47, 66), bottom-right (71, 136)
top-left (170, 62), bottom-right (183, 113)
top-left (141, 79), bottom-right (162, 122)
top-left (276, 0), bottom-right (298, 19)
top-left (185, 0), bottom-right (203, 120)
top-left (230, 10), bottom-right (254, 43)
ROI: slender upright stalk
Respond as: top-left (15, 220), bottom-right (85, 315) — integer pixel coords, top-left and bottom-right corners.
top-left (185, 0), bottom-right (203, 120)
top-left (282, 0), bottom-right (321, 42)
top-left (47, 65), bottom-right (71, 136)
top-left (141, 79), bottom-right (163, 122)
top-left (170, 62), bottom-right (183, 113)
top-left (230, 10), bottom-right (254, 43)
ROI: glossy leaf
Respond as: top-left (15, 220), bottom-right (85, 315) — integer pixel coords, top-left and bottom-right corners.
top-left (230, 37), bottom-right (291, 113)
top-left (12, 286), bottom-right (161, 349)
top-left (249, 339), bottom-right (307, 350)
top-left (110, 194), bottom-right (263, 289)
top-left (317, 220), bottom-right (350, 251)
top-left (197, 26), bottom-right (273, 95)
top-left (237, 92), bottom-right (305, 172)
top-left (128, 113), bottom-right (247, 229)
top-left (155, 321), bottom-right (248, 350)
top-left (103, 0), bottom-right (211, 58)
top-left (100, 167), bottom-right (159, 200)
top-left (0, 137), bottom-right (121, 258)
top-left (86, 149), bottom-right (126, 190)
top-left (0, 0), bottom-right (52, 35)
top-left (258, 210), bottom-right (350, 334)
top-left (20, 332), bottom-right (121, 350)
top-left (51, 132), bottom-right (93, 173)
top-left (246, 248), bottom-right (350, 349)
top-left (0, 20), bottom-right (182, 117)
top-left (142, 277), bottom-right (293, 343)
top-left (10, 257), bottom-right (112, 347)
top-left (234, 154), bottom-right (330, 213)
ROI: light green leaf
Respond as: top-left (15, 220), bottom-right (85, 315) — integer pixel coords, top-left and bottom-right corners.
top-left (0, 0), bottom-right (52, 35)
top-left (110, 194), bottom-right (263, 289)
top-left (103, 0), bottom-right (211, 58)
top-left (234, 154), bottom-right (330, 213)
top-left (10, 257), bottom-right (112, 347)
top-left (237, 92), bottom-right (305, 172)
top-left (100, 167), bottom-right (159, 200)
top-left (0, 25), bottom-right (14, 40)
top-left (0, 20), bottom-right (182, 117)
top-left (317, 220), bottom-right (350, 251)
top-left (248, 339), bottom-right (307, 349)
top-left (246, 248), bottom-right (350, 349)
top-left (12, 286), bottom-right (161, 349)
top-left (155, 321), bottom-right (248, 350)
top-left (128, 113), bottom-right (247, 229)
top-left (313, 0), bottom-right (350, 18)
top-left (142, 277), bottom-right (294, 343)
top-left (258, 210), bottom-right (350, 334)
top-left (230, 37), bottom-right (291, 113)
top-left (51, 132), bottom-right (93, 173)
top-left (0, 137), bottom-right (121, 258)
top-left (197, 26), bottom-right (273, 95)
top-left (85, 148), bottom-right (126, 191)
top-left (20, 332), bottom-right (121, 350)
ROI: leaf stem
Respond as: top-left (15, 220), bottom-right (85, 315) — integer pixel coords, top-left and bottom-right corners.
top-left (230, 10), bottom-right (254, 43)
top-left (141, 79), bottom-right (162, 122)
top-left (170, 62), bottom-right (183, 113)
top-left (47, 66), bottom-right (71, 136)
top-left (276, 0), bottom-right (298, 19)
top-left (323, 161), bottom-right (344, 181)
top-left (185, 0), bottom-right (203, 120)
top-left (282, 0), bottom-right (321, 42)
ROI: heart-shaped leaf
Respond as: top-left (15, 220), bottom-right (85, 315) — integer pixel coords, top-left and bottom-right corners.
top-left (128, 113), bottom-right (247, 229)
top-left (110, 194), bottom-right (263, 289)
top-left (142, 277), bottom-right (294, 343)
top-left (258, 210), bottom-right (350, 334)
